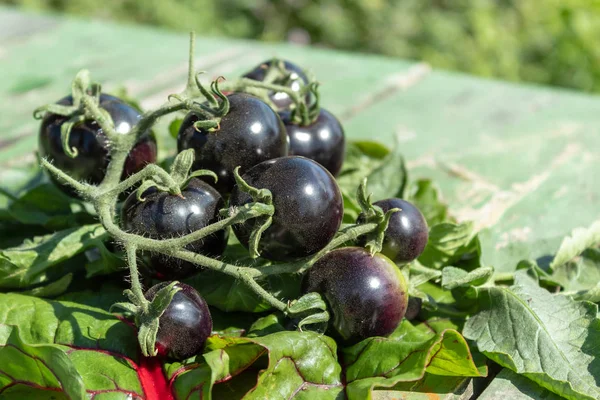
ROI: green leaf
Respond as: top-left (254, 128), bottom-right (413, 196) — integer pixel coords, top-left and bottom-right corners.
top-left (168, 331), bottom-right (342, 400)
top-left (0, 292), bottom-right (138, 358)
top-left (247, 313), bottom-right (287, 337)
top-left (138, 281), bottom-right (181, 357)
top-left (186, 270), bottom-right (301, 313)
top-left (364, 140), bottom-right (407, 201)
top-left (463, 270), bottom-right (600, 400)
top-left (20, 273), bottom-right (74, 298)
top-left (245, 331), bottom-right (343, 399)
top-left (406, 179), bottom-right (452, 225)
top-left (441, 266), bottom-right (494, 290)
top-left (84, 244), bottom-right (125, 278)
top-left (0, 324), bottom-right (86, 399)
top-left (169, 117), bottom-right (184, 139)
top-left (418, 222), bottom-right (480, 269)
top-left (337, 141), bottom-right (389, 195)
top-left (343, 321), bottom-right (486, 400)
top-left (166, 335), bottom-right (266, 400)
top-left (352, 140), bottom-right (391, 159)
top-left (551, 248), bottom-right (600, 293)
top-left (0, 293), bottom-right (145, 398)
top-left (408, 260), bottom-right (442, 288)
top-left (570, 283), bottom-right (600, 303)
top-left (0, 224), bottom-right (107, 290)
top-left (550, 220), bottom-right (600, 271)
top-left (5, 176), bottom-right (95, 230)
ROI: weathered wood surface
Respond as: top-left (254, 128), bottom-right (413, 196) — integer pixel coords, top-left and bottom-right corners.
top-left (1, 6), bottom-right (599, 399)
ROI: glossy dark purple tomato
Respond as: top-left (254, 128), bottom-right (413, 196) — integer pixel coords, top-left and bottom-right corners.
top-left (281, 108), bottom-right (345, 176)
top-left (404, 297), bottom-right (423, 321)
top-left (230, 156), bottom-right (343, 261)
top-left (303, 247), bottom-right (408, 344)
top-left (145, 282), bottom-right (212, 360)
top-left (358, 198), bottom-right (429, 264)
top-left (38, 94), bottom-right (157, 197)
top-left (177, 93), bottom-right (288, 194)
top-left (243, 60), bottom-right (309, 109)
top-left (120, 178), bottom-right (228, 280)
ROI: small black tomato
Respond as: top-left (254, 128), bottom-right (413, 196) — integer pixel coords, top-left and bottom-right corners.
top-left (302, 247), bottom-right (409, 344)
top-left (145, 282), bottom-right (212, 360)
top-left (281, 108), bottom-right (345, 176)
top-left (358, 198), bottom-right (429, 264)
top-left (404, 297), bottom-right (423, 321)
top-left (177, 93), bottom-right (288, 194)
top-left (38, 94), bottom-right (157, 197)
top-left (243, 60), bottom-right (310, 109)
top-left (120, 178), bottom-right (228, 280)
top-left (230, 156), bottom-right (343, 261)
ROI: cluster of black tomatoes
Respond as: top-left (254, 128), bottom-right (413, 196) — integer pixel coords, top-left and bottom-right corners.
top-left (38, 60), bottom-right (429, 361)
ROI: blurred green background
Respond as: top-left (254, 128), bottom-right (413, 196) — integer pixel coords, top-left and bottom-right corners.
top-left (3, 0), bottom-right (600, 93)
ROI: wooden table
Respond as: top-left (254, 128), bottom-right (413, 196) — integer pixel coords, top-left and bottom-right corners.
top-left (1, 6), bottom-right (598, 399)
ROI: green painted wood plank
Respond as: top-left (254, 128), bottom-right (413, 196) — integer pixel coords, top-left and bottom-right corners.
top-left (373, 374), bottom-right (474, 400)
top-left (477, 369), bottom-right (563, 400)
top-left (0, 9), bottom-right (418, 158)
top-left (345, 71), bottom-right (600, 273)
top-left (0, 7), bottom-right (57, 40)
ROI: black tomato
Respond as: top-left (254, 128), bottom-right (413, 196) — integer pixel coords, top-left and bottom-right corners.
top-left (144, 282), bottom-right (212, 360)
top-left (281, 108), bottom-right (345, 176)
top-left (120, 178), bottom-right (228, 280)
top-left (243, 60), bottom-right (309, 109)
top-left (177, 93), bottom-right (288, 194)
top-left (230, 156), bottom-right (343, 261)
top-left (358, 198), bottom-right (429, 264)
top-left (302, 247), bottom-right (408, 344)
top-left (404, 297), bottom-right (423, 321)
top-left (38, 94), bottom-right (157, 197)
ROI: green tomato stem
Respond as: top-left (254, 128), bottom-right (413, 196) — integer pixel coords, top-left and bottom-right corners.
top-left (40, 158), bottom-right (92, 196)
top-left (124, 243), bottom-right (149, 313)
top-left (97, 202), bottom-right (273, 255)
top-left (259, 223), bottom-right (378, 276)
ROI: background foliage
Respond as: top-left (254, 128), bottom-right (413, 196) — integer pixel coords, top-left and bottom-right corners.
top-left (3, 0), bottom-right (600, 92)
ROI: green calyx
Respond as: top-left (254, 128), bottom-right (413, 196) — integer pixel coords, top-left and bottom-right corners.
top-left (357, 178), bottom-right (399, 255)
top-left (34, 69), bottom-right (113, 162)
top-left (112, 281), bottom-right (181, 357)
top-left (135, 149), bottom-right (217, 201)
top-left (286, 292), bottom-right (330, 331)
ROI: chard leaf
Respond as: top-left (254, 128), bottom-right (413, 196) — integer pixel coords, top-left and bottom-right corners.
top-left (167, 329), bottom-right (342, 400)
top-left (550, 220), bottom-right (600, 271)
top-left (0, 224), bottom-right (108, 290)
top-left (166, 335), bottom-right (266, 400)
top-left (20, 273), bottom-right (74, 298)
top-left (5, 175), bottom-right (95, 230)
top-left (0, 293), bottom-right (149, 398)
top-left (343, 321), bottom-right (486, 400)
top-left (463, 270), bottom-right (600, 400)
top-left (244, 331), bottom-right (343, 400)
top-left (418, 221), bottom-right (480, 269)
top-left (0, 325), bottom-right (86, 399)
